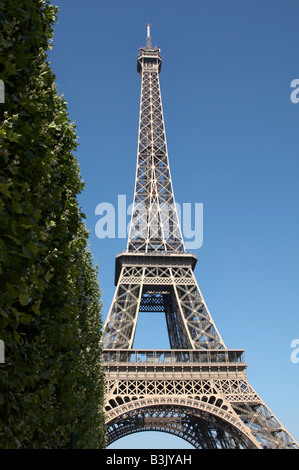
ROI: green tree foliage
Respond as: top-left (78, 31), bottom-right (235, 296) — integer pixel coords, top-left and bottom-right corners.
top-left (0, 0), bottom-right (106, 448)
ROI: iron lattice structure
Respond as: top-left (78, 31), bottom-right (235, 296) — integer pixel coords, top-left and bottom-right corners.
top-left (102, 26), bottom-right (298, 449)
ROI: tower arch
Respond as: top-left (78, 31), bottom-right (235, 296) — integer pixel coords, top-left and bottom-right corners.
top-left (105, 399), bottom-right (259, 449)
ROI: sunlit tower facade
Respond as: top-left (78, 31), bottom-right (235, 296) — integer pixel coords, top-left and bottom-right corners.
top-left (101, 26), bottom-right (298, 449)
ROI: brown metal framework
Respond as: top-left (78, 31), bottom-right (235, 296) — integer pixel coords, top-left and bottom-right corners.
top-left (102, 26), bottom-right (298, 449)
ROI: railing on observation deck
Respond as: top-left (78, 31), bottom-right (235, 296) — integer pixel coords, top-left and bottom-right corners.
top-left (102, 349), bottom-right (245, 365)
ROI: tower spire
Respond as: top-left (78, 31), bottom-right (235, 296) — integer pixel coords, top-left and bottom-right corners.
top-left (146, 23), bottom-right (152, 48)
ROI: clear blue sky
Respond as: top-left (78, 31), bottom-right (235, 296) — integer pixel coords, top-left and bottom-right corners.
top-left (48, 0), bottom-right (299, 448)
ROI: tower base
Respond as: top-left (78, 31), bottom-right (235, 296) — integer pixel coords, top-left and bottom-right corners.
top-left (103, 349), bottom-right (298, 449)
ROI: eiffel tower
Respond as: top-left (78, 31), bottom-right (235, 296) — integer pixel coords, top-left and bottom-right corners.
top-left (102, 25), bottom-right (298, 449)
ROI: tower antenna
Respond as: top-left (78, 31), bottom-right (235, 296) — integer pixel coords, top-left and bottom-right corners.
top-left (146, 23), bottom-right (152, 47)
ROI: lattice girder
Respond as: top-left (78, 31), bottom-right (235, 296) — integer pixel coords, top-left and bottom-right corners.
top-left (102, 264), bottom-right (225, 350)
top-left (127, 40), bottom-right (184, 254)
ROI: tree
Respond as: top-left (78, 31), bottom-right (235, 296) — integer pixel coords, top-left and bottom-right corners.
top-left (0, 0), bottom-right (106, 448)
